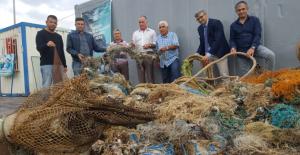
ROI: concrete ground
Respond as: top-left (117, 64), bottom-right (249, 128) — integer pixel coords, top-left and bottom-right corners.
top-left (0, 97), bottom-right (26, 155)
top-left (0, 97), bottom-right (25, 118)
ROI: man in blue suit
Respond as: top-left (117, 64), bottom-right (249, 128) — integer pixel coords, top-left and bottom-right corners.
top-left (195, 10), bottom-right (230, 76)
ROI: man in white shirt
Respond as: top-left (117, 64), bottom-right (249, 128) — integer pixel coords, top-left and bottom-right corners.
top-left (132, 16), bottom-right (157, 83)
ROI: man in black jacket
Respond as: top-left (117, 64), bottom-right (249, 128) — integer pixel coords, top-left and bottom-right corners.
top-left (36, 15), bottom-right (67, 88)
top-left (195, 10), bottom-right (230, 76)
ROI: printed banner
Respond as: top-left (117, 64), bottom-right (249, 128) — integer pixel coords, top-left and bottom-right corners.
top-left (82, 0), bottom-right (112, 57)
top-left (0, 54), bottom-right (15, 76)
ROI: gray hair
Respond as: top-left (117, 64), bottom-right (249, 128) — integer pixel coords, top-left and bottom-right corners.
top-left (235, 1), bottom-right (248, 10)
top-left (113, 29), bottom-right (121, 33)
top-left (158, 20), bottom-right (169, 27)
top-left (194, 10), bottom-right (207, 18)
top-left (139, 15), bottom-right (148, 20)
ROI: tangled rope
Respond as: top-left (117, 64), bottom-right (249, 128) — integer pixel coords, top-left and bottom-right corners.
top-left (173, 76), bottom-right (214, 95)
top-left (182, 52), bottom-right (257, 86)
top-left (269, 104), bottom-right (300, 128)
top-left (181, 54), bottom-right (214, 78)
top-left (242, 69), bottom-right (300, 101)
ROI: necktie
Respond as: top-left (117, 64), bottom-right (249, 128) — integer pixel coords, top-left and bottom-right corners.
top-left (204, 25), bottom-right (210, 53)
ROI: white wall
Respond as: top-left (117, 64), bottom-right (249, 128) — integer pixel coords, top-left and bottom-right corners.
top-left (0, 27), bottom-right (25, 95)
top-left (0, 24), bottom-right (74, 95)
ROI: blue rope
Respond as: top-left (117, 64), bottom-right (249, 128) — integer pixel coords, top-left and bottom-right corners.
top-left (270, 104), bottom-right (300, 128)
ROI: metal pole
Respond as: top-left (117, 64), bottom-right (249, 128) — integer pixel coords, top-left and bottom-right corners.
top-left (13, 0), bottom-right (16, 24)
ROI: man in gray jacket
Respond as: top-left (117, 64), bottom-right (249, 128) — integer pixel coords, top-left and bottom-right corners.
top-left (66, 17), bottom-right (106, 76)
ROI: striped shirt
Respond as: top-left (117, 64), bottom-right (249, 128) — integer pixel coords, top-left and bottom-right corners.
top-left (156, 32), bottom-right (179, 68)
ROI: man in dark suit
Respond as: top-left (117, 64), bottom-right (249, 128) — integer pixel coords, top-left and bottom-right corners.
top-left (195, 10), bottom-right (230, 76)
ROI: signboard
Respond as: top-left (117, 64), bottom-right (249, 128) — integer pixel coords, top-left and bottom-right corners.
top-left (0, 54), bottom-right (14, 76)
top-left (81, 0), bottom-right (112, 57)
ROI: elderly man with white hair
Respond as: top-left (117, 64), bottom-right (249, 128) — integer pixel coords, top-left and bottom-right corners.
top-left (156, 20), bottom-right (181, 83)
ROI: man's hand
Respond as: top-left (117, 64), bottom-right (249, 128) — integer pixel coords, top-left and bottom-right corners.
top-left (159, 46), bottom-right (168, 53)
top-left (247, 48), bottom-right (255, 57)
top-left (47, 41), bottom-right (56, 47)
top-left (202, 55), bottom-right (209, 65)
top-left (230, 48), bottom-right (237, 56)
top-left (130, 42), bottom-right (135, 48)
top-left (78, 53), bottom-right (85, 62)
top-left (143, 43), bottom-right (152, 49)
top-left (63, 67), bottom-right (68, 73)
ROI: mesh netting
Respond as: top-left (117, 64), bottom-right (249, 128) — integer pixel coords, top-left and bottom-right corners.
top-left (242, 69), bottom-right (300, 101)
top-left (52, 47), bottom-right (67, 84)
top-left (106, 44), bottom-right (159, 64)
top-left (8, 74), bottom-right (155, 153)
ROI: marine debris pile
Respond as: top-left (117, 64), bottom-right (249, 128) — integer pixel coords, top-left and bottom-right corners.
top-left (3, 54), bottom-right (300, 155)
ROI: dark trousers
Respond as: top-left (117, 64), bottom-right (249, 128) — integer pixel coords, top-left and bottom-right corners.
top-left (112, 59), bottom-right (129, 80)
top-left (161, 59), bottom-right (181, 83)
top-left (137, 58), bottom-right (154, 83)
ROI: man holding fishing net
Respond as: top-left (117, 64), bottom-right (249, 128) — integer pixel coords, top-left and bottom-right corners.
top-left (36, 15), bottom-right (67, 88)
top-left (194, 10), bottom-right (230, 77)
top-left (132, 16), bottom-right (157, 83)
top-left (230, 1), bottom-right (275, 76)
top-left (67, 17), bottom-right (106, 76)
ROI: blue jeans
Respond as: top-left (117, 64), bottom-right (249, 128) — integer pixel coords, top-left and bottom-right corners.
top-left (161, 59), bottom-right (181, 83)
top-left (72, 61), bottom-right (82, 76)
top-left (236, 45), bottom-right (275, 76)
top-left (40, 65), bottom-right (53, 88)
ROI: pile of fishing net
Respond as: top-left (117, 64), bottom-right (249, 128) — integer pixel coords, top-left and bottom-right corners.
top-left (1, 52), bottom-right (300, 155)
top-left (242, 68), bottom-right (300, 103)
top-left (90, 70), bottom-right (300, 155)
top-left (0, 74), bottom-right (154, 154)
top-left (229, 122), bottom-right (300, 155)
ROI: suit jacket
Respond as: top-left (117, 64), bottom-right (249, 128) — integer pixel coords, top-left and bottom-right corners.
top-left (197, 18), bottom-right (230, 58)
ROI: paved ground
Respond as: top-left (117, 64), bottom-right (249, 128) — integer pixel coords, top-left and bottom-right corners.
top-left (0, 97), bottom-right (26, 154)
top-left (0, 97), bottom-right (25, 117)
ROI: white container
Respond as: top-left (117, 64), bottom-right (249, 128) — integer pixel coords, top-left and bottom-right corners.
top-left (0, 22), bottom-right (73, 96)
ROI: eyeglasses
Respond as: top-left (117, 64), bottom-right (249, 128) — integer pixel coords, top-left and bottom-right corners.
top-left (159, 26), bottom-right (166, 29)
top-left (196, 15), bottom-right (204, 21)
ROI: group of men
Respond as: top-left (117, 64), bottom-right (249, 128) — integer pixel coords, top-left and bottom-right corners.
top-left (195, 1), bottom-right (275, 77)
top-left (36, 0), bottom-right (275, 88)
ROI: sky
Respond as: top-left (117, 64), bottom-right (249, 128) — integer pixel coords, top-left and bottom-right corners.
top-left (0, 0), bottom-right (89, 29)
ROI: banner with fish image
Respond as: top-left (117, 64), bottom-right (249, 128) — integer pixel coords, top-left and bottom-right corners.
top-left (82, 0), bottom-right (112, 57)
